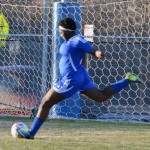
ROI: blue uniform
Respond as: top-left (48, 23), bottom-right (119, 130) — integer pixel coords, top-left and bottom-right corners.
top-left (53, 35), bottom-right (95, 98)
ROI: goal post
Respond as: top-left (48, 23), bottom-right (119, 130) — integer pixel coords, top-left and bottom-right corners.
top-left (51, 1), bottom-right (82, 118)
top-left (41, 0), bottom-right (49, 99)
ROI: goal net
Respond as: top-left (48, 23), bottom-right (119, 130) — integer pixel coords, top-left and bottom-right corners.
top-left (0, 0), bottom-right (149, 122)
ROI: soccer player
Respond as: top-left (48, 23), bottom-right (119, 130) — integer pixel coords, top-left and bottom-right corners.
top-left (18, 18), bottom-right (144, 139)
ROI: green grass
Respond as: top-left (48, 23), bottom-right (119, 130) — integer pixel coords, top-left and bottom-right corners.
top-left (0, 116), bottom-right (150, 150)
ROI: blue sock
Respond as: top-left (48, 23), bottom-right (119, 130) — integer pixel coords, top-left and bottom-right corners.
top-left (111, 78), bottom-right (131, 94)
top-left (29, 117), bottom-right (43, 137)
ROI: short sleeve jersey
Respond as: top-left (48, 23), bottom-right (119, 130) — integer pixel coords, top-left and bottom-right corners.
top-left (59, 35), bottom-right (93, 77)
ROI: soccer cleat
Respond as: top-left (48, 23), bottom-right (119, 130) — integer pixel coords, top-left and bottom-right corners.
top-left (17, 128), bottom-right (34, 139)
top-left (125, 72), bottom-right (144, 84)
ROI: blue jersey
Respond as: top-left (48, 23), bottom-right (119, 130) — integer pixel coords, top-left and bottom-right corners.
top-left (59, 35), bottom-right (93, 77)
top-left (53, 35), bottom-right (95, 98)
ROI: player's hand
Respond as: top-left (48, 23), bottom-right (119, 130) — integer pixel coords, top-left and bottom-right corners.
top-left (95, 50), bottom-right (105, 58)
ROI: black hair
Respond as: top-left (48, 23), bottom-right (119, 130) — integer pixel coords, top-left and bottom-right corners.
top-left (58, 18), bottom-right (77, 30)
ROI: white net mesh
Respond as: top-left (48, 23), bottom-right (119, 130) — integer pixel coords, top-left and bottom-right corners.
top-left (0, 1), bottom-right (51, 116)
top-left (81, 0), bottom-right (150, 122)
top-left (0, 0), bottom-right (149, 122)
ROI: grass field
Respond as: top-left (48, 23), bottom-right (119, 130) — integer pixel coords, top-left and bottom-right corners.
top-left (0, 116), bottom-right (150, 150)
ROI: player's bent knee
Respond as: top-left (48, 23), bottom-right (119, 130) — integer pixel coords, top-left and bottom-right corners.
top-left (40, 89), bottom-right (64, 110)
top-left (39, 98), bottom-right (51, 110)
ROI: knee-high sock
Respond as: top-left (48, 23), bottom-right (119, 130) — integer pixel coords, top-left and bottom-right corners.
top-left (111, 78), bottom-right (131, 94)
top-left (29, 117), bottom-right (43, 137)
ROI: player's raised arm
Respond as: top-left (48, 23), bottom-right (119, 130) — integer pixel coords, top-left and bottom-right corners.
top-left (90, 49), bottom-right (105, 58)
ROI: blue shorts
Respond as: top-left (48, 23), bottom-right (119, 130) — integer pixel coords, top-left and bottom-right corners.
top-left (52, 67), bottom-right (95, 98)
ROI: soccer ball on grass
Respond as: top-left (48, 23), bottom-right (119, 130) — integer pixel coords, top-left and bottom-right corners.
top-left (11, 122), bottom-right (28, 138)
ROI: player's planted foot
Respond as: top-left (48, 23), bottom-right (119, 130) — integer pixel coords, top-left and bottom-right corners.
top-left (125, 72), bottom-right (144, 84)
top-left (17, 129), bottom-right (34, 139)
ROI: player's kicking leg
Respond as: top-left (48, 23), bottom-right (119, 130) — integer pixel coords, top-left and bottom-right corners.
top-left (81, 72), bottom-right (144, 102)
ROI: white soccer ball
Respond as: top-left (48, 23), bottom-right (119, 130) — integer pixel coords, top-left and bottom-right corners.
top-left (11, 122), bottom-right (28, 138)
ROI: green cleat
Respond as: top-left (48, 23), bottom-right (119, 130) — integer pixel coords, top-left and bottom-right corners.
top-left (17, 128), bottom-right (34, 139)
top-left (125, 72), bottom-right (144, 84)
